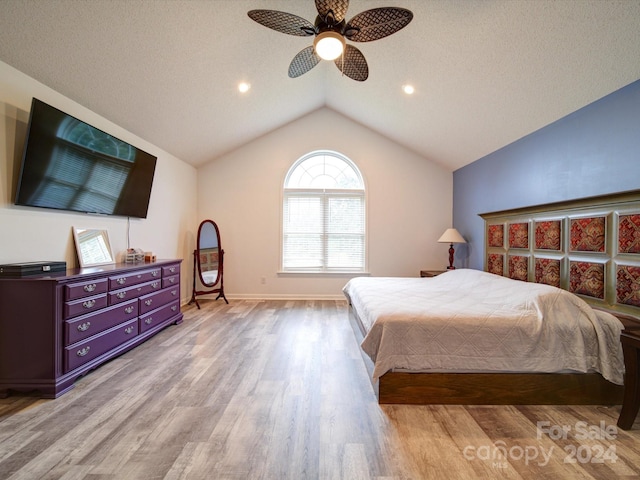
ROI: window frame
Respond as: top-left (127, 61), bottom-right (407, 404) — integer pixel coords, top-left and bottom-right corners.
top-left (280, 151), bottom-right (367, 274)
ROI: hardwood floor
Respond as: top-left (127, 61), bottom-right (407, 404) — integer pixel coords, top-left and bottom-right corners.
top-left (1, 299), bottom-right (639, 479)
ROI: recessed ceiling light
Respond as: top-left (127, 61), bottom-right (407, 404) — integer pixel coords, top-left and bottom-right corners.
top-left (402, 84), bottom-right (415, 95)
top-left (238, 82), bottom-right (251, 93)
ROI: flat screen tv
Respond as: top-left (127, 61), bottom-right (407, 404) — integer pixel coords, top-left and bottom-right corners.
top-left (15, 98), bottom-right (157, 218)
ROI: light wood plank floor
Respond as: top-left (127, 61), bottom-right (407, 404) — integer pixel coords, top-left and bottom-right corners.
top-left (1, 299), bottom-right (639, 479)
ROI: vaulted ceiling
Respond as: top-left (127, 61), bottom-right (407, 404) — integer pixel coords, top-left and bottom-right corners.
top-left (1, 0), bottom-right (639, 170)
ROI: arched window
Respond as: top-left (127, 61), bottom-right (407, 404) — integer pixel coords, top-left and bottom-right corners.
top-left (282, 151), bottom-right (366, 272)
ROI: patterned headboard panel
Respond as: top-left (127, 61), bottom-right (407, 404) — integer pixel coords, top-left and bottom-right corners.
top-left (480, 190), bottom-right (640, 318)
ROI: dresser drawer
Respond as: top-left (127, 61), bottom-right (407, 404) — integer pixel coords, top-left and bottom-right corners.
top-left (64, 293), bottom-right (108, 319)
top-left (65, 299), bottom-right (138, 345)
top-left (64, 318), bottom-right (139, 372)
top-left (139, 300), bottom-right (180, 334)
top-left (109, 267), bottom-right (162, 290)
top-left (162, 264), bottom-right (180, 277)
top-left (108, 279), bottom-right (162, 305)
top-left (162, 274), bottom-right (179, 288)
top-left (139, 286), bottom-right (180, 314)
top-left (65, 278), bottom-right (108, 301)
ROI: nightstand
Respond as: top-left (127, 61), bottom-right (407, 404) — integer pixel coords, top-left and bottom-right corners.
top-left (618, 330), bottom-right (640, 430)
top-left (420, 270), bottom-right (446, 278)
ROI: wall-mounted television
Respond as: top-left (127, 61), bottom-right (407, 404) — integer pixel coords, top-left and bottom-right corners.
top-left (14, 98), bottom-right (157, 219)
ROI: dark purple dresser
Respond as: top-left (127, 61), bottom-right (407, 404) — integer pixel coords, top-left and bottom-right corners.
top-left (0, 259), bottom-right (183, 398)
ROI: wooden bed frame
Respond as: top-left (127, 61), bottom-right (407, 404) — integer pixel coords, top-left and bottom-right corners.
top-left (348, 190), bottom-right (640, 405)
top-left (348, 304), bottom-right (637, 405)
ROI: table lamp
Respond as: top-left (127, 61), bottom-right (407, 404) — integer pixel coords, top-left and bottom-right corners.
top-left (438, 228), bottom-right (466, 269)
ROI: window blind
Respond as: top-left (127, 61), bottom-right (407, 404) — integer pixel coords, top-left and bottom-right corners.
top-left (283, 190), bottom-right (365, 272)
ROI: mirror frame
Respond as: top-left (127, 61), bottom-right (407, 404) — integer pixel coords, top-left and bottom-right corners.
top-left (73, 227), bottom-right (116, 268)
top-left (190, 219), bottom-right (228, 308)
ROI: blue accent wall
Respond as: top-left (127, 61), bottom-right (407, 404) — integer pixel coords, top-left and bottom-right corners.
top-left (453, 79), bottom-right (640, 270)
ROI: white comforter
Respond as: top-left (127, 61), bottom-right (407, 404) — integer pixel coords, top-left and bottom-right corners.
top-left (342, 269), bottom-right (624, 384)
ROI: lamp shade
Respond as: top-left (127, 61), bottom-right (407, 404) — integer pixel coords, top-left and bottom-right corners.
top-left (438, 228), bottom-right (466, 244)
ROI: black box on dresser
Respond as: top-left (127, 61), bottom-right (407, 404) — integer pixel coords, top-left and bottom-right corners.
top-left (0, 259), bottom-right (183, 398)
top-left (0, 261), bottom-right (67, 277)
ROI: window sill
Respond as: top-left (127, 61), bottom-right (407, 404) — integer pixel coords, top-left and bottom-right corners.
top-left (277, 271), bottom-right (370, 277)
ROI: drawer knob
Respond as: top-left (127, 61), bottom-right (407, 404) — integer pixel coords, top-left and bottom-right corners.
top-left (171, 290), bottom-right (177, 296)
top-left (77, 322), bottom-right (91, 332)
top-left (125, 306), bottom-right (135, 314)
top-left (171, 305), bottom-right (177, 312)
top-left (152, 270), bottom-right (159, 277)
top-left (83, 283), bottom-right (96, 292)
top-left (117, 292), bottom-right (127, 299)
top-left (145, 299), bottom-right (153, 306)
top-left (125, 326), bottom-right (135, 334)
top-left (152, 281), bottom-right (160, 289)
top-left (77, 346), bottom-right (90, 357)
top-left (168, 278), bottom-right (175, 284)
top-left (117, 278), bottom-right (126, 285)
top-left (82, 299), bottom-right (96, 309)
top-left (145, 318), bottom-right (153, 325)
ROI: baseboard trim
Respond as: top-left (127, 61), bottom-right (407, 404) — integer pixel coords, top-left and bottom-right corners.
top-left (226, 293), bottom-right (347, 301)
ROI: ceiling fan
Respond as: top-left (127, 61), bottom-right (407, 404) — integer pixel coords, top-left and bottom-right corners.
top-left (247, 0), bottom-right (413, 82)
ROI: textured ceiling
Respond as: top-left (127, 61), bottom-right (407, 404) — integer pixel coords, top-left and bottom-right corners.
top-left (1, 0), bottom-right (639, 170)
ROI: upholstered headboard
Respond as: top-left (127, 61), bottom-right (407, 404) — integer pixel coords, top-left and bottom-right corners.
top-left (480, 190), bottom-right (640, 320)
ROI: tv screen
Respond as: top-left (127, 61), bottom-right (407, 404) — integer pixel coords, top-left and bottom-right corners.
top-left (15, 98), bottom-right (157, 219)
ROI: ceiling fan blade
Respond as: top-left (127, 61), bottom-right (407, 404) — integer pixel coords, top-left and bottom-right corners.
top-left (289, 46), bottom-right (321, 78)
top-left (248, 10), bottom-right (315, 36)
top-left (334, 44), bottom-right (368, 81)
top-left (315, 0), bottom-right (350, 24)
top-left (344, 7), bottom-right (413, 42)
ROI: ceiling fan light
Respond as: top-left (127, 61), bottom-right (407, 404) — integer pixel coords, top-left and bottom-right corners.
top-left (314, 31), bottom-right (345, 61)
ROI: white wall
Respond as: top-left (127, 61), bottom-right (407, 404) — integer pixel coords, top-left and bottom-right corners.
top-left (0, 61), bottom-right (198, 304)
top-left (1, 61), bottom-right (454, 302)
top-left (197, 108), bottom-right (453, 299)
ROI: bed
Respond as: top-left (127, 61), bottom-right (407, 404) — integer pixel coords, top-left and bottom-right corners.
top-left (344, 270), bottom-right (625, 404)
top-left (344, 190), bottom-right (640, 405)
